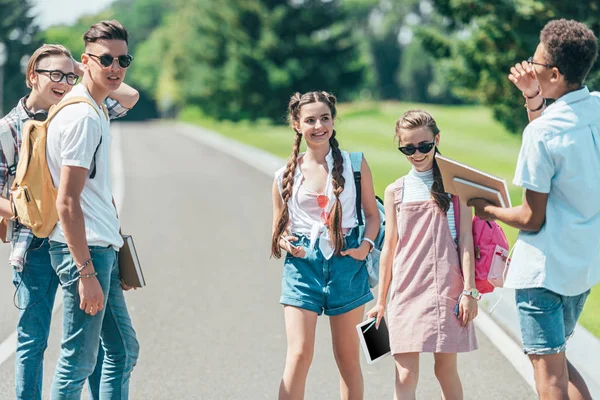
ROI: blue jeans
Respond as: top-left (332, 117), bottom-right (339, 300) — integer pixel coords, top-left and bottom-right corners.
top-left (13, 238), bottom-right (57, 400)
top-left (49, 241), bottom-right (139, 400)
top-left (515, 287), bottom-right (590, 355)
top-left (12, 238), bottom-right (107, 400)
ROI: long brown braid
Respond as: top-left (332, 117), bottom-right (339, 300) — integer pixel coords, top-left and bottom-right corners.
top-left (271, 91), bottom-right (344, 258)
top-left (327, 129), bottom-right (345, 255)
top-left (395, 110), bottom-right (450, 213)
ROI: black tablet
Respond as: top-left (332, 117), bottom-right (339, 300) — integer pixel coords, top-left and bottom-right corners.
top-left (356, 317), bottom-right (391, 364)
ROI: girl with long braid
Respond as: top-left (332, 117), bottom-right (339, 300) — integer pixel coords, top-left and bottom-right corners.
top-left (367, 110), bottom-right (478, 399)
top-left (271, 91), bottom-right (380, 400)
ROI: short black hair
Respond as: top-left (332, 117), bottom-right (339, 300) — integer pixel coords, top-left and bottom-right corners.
top-left (541, 19), bottom-right (599, 85)
top-left (84, 20), bottom-right (128, 46)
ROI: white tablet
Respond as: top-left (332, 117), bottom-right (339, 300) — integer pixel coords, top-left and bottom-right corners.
top-left (356, 317), bottom-right (391, 364)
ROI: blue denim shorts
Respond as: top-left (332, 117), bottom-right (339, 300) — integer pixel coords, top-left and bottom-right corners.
top-left (515, 287), bottom-right (590, 355)
top-left (280, 228), bottom-right (374, 316)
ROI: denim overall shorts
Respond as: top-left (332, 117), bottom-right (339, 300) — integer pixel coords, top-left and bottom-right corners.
top-left (280, 227), bottom-right (374, 316)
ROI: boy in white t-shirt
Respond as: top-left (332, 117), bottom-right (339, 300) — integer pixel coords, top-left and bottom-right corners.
top-left (470, 19), bottom-right (599, 400)
top-left (45, 20), bottom-right (139, 398)
top-left (0, 43), bottom-right (138, 400)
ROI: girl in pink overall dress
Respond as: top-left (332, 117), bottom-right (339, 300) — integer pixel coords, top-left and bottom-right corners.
top-left (368, 110), bottom-right (478, 400)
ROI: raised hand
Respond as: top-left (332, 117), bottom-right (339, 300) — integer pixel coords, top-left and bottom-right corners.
top-left (508, 61), bottom-right (539, 97)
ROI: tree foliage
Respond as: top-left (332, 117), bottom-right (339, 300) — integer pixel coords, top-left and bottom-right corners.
top-left (0, 0), bottom-right (39, 115)
top-left (133, 0), bottom-right (367, 121)
top-left (421, 0), bottom-right (600, 133)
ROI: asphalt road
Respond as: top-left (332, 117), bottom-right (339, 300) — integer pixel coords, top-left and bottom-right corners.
top-left (0, 122), bottom-right (535, 399)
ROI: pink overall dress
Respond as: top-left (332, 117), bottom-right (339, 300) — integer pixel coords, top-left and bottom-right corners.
top-left (387, 177), bottom-right (478, 354)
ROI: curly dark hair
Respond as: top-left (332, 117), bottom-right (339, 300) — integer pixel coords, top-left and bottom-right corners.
top-left (540, 19), bottom-right (599, 85)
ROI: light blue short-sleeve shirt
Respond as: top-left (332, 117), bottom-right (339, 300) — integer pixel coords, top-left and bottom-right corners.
top-left (505, 87), bottom-right (600, 296)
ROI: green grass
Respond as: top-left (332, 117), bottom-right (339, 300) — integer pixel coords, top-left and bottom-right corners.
top-left (180, 101), bottom-right (600, 338)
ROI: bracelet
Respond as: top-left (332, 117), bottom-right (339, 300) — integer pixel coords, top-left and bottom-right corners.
top-left (80, 271), bottom-right (98, 279)
top-left (362, 238), bottom-right (375, 253)
top-left (522, 87), bottom-right (540, 99)
top-left (76, 258), bottom-right (93, 272)
top-left (524, 97), bottom-right (546, 112)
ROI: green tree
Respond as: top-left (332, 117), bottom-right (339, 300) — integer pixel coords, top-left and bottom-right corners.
top-left (40, 11), bottom-right (114, 60)
top-left (421, 0), bottom-right (600, 133)
top-left (136, 0), bottom-right (367, 121)
top-left (0, 0), bottom-right (39, 115)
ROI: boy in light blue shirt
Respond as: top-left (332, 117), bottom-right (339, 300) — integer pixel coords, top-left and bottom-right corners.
top-left (470, 19), bottom-right (599, 400)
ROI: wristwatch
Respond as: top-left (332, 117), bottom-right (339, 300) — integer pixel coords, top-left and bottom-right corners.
top-left (462, 288), bottom-right (481, 300)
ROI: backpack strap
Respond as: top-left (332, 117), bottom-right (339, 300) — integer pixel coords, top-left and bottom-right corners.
top-left (350, 152), bottom-right (364, 226)
top-left (46, 96), bottom-right (101, 123)
top-left (47, 97), bottom-right (103, 179)
top-left (452, 195), bottom-right (460, 241)
top-left (89, 136), bottom-right (102, 179)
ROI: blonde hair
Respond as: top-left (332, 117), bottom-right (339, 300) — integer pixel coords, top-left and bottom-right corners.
top-left (25, 44), bottom-right (73, 88)
top-left (395, 110), bottom-right (450, 213)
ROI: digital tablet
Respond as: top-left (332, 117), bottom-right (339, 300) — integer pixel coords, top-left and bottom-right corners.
top-left (356, 317), bottom-right (391, 364)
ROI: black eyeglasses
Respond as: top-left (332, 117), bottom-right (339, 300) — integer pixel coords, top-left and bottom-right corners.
top-left (35, 69), bottom-right (79, 86)
top-left (398, 141), bottom-right (436, 156)
top-left (527, 56), bottom-right (553, 70)
top-left (86, 53), bottom-right (134, 68)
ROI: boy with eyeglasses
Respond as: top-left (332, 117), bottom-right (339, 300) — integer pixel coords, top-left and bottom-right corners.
top-left (470, 19), bottom-right (599, 400)
top-left (0, 42), bottom-right (138, 400)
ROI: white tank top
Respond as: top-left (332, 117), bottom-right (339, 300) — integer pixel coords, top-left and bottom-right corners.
top-left (275, 149), bottom-right (358, 259)
top-left (402, 168), bottom-right (456, 241)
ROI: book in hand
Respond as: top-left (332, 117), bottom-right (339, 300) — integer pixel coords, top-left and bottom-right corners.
top-left (435, 153), bottom-right (512, 208)
top-left (453, 177), bottom-right (506, 208)
top-left (356, 317), bottom-right (391, 364)
top-left (119, 235), bottom-right (146, 288)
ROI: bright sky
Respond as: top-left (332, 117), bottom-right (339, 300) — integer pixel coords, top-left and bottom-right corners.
top-left (32, 0), bottom-right (116, 29)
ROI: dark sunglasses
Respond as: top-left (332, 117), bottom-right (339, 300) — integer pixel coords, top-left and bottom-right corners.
top-left (86, 53), bottom-right (134, 68)
top-left (35, 69), bottom-right (78, 86)
top-left (527, 56), bottom-right (553, 70)
top-left (398, 141), bottom-right (436, 156)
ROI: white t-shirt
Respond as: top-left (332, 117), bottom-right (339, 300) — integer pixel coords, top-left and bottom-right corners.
top-left (402, 168), bottom-right (456, 241)
top-left (46, 84), bottom-right (123, 249)
top-left (506, 86), bottom-right (600, 296)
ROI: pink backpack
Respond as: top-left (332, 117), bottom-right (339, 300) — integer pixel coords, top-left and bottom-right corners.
top-left (452, 196), bottom-right (511, 294)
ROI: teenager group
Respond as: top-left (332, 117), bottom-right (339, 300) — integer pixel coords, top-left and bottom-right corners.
top-left (0, 20), bottom-right (139, 399)
top-left (271, 19), bottom-right (600, 400)
top-left (1, 15), bottom-right (598, 400)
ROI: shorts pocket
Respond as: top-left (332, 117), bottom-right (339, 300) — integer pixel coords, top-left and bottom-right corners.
top-left (49, 253), bottom-right (79, 287)
top-left (576, 290), bottom-right (591, 310)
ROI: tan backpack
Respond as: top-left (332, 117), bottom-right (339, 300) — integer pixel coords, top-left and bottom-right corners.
top-left (10, 97), bottom-right (103, 238)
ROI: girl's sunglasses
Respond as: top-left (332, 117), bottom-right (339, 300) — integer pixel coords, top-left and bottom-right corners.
top-left (86, 53), bottom-right (134, 69)
top-left (398, 141), bottom-right (435, 156)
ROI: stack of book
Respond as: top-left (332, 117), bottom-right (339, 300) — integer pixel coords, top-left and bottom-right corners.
top-left (435, 154), bottom-right (512, 208)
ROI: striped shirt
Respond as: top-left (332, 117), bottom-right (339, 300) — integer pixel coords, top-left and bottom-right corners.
top-left (402, 168), bottom-right (456, 241)
top-left (0, 95), bottom-right (129, 271)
